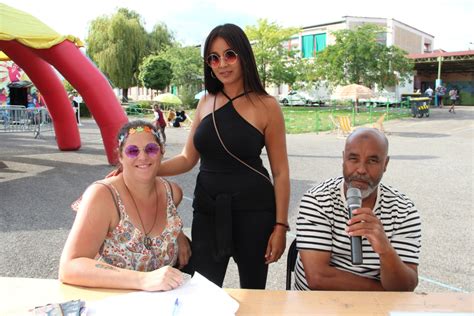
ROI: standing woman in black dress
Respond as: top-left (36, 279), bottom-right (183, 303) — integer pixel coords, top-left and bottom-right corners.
top-left (159, 23), bottom-right (290, 289)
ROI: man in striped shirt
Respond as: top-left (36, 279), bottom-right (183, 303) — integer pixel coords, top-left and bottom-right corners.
top-left (295, 128), bottom-right (421, 291)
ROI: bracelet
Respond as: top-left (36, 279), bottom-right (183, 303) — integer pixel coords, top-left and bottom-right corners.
top-left (275, 222), bottom-right (291, 232)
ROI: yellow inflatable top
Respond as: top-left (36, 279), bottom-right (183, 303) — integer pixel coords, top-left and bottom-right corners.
top-left (0, 3), bottom-right (84, 60)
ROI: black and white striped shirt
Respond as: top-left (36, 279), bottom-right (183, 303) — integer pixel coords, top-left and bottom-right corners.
top-left (294, 177), bottom-right (421, 291)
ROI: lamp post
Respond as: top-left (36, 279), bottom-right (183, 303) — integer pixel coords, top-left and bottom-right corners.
top-left (434, 56), bottom-right (444, 107)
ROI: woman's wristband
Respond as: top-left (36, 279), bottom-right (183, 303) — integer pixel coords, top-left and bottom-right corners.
top-left (275, 222), bottom-right (290, 231)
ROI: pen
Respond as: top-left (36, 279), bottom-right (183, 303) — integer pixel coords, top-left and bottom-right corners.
top-left (172, 298), bottom-right (179, 316)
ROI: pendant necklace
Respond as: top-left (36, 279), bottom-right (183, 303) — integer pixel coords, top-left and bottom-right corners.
top-left (124, 179), bottom-right (159, 250)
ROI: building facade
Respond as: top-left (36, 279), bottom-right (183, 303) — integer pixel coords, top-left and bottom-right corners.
top-left (409, 50), bottom-right (474, 105)
top-left (273, 16), bottom-right (434, 102)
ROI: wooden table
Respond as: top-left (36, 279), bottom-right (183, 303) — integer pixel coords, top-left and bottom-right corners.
top-left (1, 277), bottom-right (472, 315)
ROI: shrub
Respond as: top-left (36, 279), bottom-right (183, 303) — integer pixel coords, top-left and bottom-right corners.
top-left (79, 103), bottom-right (91, 117)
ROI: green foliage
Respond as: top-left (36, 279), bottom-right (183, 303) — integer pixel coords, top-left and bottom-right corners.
top-left (86, 8), bottom-right (148, 89)
top-left (158, 45), bottom-right (203, 107)
top-left (136, 100), bottom-right (153, 109)
top-left (311, 24), bottom-right (413, 89)
top-left (79, 102), bottom-right (91, 118)
top-left (178, 85), bottom-right (198, 109)
top-left (158, 46), bottom-right (202, 88)
top-left (245, 19), bottom-right (301, 87)
top-left (147, 23), bottom-right (175, 54)
top-left (62, 80), bottom-right (75, 94)
top-left (139, 55), bottom-right (173, 92)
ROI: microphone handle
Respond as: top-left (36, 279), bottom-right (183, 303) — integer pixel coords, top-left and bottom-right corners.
top-left (351, 236), bottom-right (363, 265)
top-left (348, 204), bottom-right (363, 265)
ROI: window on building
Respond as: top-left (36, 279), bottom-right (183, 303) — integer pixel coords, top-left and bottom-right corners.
top-left (301, 33), bottom-right (326, 58)
top-left (283, 37), bottom-right (298, 51)
top-left (287, 36), bottom-right (299, 51)
top-left (376, 32), bottom-right (387, 45)
top-left (315, 33), bottom-right (326, 53)
top-left (302, 35), bottom-right (314, 58)
top-left (424, 42), bottom-right (432, 53)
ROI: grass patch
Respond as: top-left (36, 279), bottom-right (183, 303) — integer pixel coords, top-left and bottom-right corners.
top-left (128, 105), bottom-right (412, 134)
top-left (282, 106), bottom-right (411, 134)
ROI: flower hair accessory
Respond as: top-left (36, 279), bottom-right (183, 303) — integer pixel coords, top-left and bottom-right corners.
top-left (119, 126), bottom-right (162, 146)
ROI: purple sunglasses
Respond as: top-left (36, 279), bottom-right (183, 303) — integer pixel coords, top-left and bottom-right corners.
top-left (124, 143), bottom-right (161, 158)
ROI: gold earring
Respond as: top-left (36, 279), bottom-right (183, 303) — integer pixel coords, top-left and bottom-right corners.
top-left (210, 71), bottom-right (216, 79)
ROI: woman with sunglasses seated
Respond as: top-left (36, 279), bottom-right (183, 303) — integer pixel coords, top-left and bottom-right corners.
top-left (158, 24), bottom-right (290, 289)
top-left (59, 120), bottom-right (191, 291)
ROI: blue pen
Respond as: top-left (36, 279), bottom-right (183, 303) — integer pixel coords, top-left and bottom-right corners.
top-left (172, 298), bottom-right (179, 316)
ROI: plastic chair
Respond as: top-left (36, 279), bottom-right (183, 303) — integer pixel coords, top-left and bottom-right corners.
top-left (286, 238), bottom-right (298, 290)
top-left (328, 114), bottom-right (340, 134)
top-left (373, 113), bottom-right (386, 133)
top-left (337, 115), bottom-right (353, 136)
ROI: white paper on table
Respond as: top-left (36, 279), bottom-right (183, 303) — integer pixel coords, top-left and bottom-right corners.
top-left (87, 272), bottom-right (239, 316)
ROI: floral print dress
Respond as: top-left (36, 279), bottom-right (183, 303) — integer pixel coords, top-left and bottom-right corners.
top-left (96, 178), bottom-right (182, 271)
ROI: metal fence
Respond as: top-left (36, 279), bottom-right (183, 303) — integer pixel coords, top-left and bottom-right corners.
top-left (0, 106), bottom-right (53, 138)
top-left (282, 103), bottom-right (413, 134)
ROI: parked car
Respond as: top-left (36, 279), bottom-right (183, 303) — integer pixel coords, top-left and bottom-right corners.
top-left (279, 91), bottom-right (310, 106)
top-left (279, 90), bottom-right (326, 106)
top-left (298, 91), bottom-right (327, 106)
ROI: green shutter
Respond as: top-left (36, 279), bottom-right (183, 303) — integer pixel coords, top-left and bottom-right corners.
top-left (302, 35), bottom-right (315, 58)
top-left (315, 33), bottom-right (326, 52)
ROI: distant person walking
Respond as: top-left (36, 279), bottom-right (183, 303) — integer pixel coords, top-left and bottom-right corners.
top-left (153, 103), bottom-right (167, 143)
top-left (424, 87), bottom-right (433, 105)
top-left (448, 88), bottom-right (457, 114)
top-left (0, 88), bottom-right (7, 105)
top-left (435, 85), bottom-right (446, 108)
top-left (69, 93), bottom-right (79, 124)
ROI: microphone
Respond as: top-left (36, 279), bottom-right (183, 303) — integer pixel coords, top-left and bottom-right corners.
top-left (347, 187), bottom-right (363, 265)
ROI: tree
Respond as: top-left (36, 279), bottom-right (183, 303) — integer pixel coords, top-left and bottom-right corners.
top-left (147, 23), bottom-right (175, 54)
top-left (312, 24), bottom-right (413, 89)
top-left (62, 80), bottom-right (75, 94)
top-left (245, 19), bottom-right (301, 87)
top-left (159, 45), bottom-right (203, 105)
top-left (159, 45), bottom-right (202, 87)
top-left (138, 56), bottom-right (173, 95)
top-left (86, 8), bottom-right (148, 101)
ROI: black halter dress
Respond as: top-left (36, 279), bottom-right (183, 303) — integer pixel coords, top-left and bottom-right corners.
top-left (191, 92), bottom-right (276, 289)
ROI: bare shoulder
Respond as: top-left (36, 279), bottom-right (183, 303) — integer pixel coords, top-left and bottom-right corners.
top-left (160, 178), bottom-right (183, 205)
top-left (78, 181), bottom-right (117, 220)
top-left (82, 181), bottom-right (114, 203)
top-left (197, 92), bottom-right (218, 120)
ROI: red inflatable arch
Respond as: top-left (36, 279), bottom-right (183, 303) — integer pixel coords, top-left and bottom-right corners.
top-left (0, 4), bottom-right (127, 164)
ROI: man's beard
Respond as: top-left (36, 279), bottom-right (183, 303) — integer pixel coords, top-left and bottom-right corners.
top-left (348, 175), bottom-right (378, 199)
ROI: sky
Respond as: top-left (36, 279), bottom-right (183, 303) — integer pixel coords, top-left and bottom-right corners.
top-left (3, 0), bottom-right (474, 52)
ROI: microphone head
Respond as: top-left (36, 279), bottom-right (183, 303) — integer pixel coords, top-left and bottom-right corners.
top-left (347, 187), bottom-right (362, 207)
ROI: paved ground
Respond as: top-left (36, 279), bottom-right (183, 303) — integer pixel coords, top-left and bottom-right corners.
top-left (0, 107), bottom-right (472, 293)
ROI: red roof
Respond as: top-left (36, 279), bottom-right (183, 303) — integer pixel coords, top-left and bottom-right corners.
top-left (408, 50), bottom-right (474, 59)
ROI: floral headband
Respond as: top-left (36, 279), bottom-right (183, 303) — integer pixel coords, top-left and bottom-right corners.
top-left (118, 126), bottom-right (162, 146)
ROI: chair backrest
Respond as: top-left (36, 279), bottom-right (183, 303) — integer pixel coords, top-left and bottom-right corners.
top-left (373, 113), bottom-right (386, 132)
top-left (376, 113), bottom-right (385, 124)
top-left (328, 114), bottom-right (340, 132)
top-left (337, 116), bottom-right (353, 135)
top-left (286, 238), bottom-right (298, 290)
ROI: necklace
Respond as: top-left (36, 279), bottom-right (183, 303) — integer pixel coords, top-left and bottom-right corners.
top-left (123, 179), bottom-right (159, 250)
